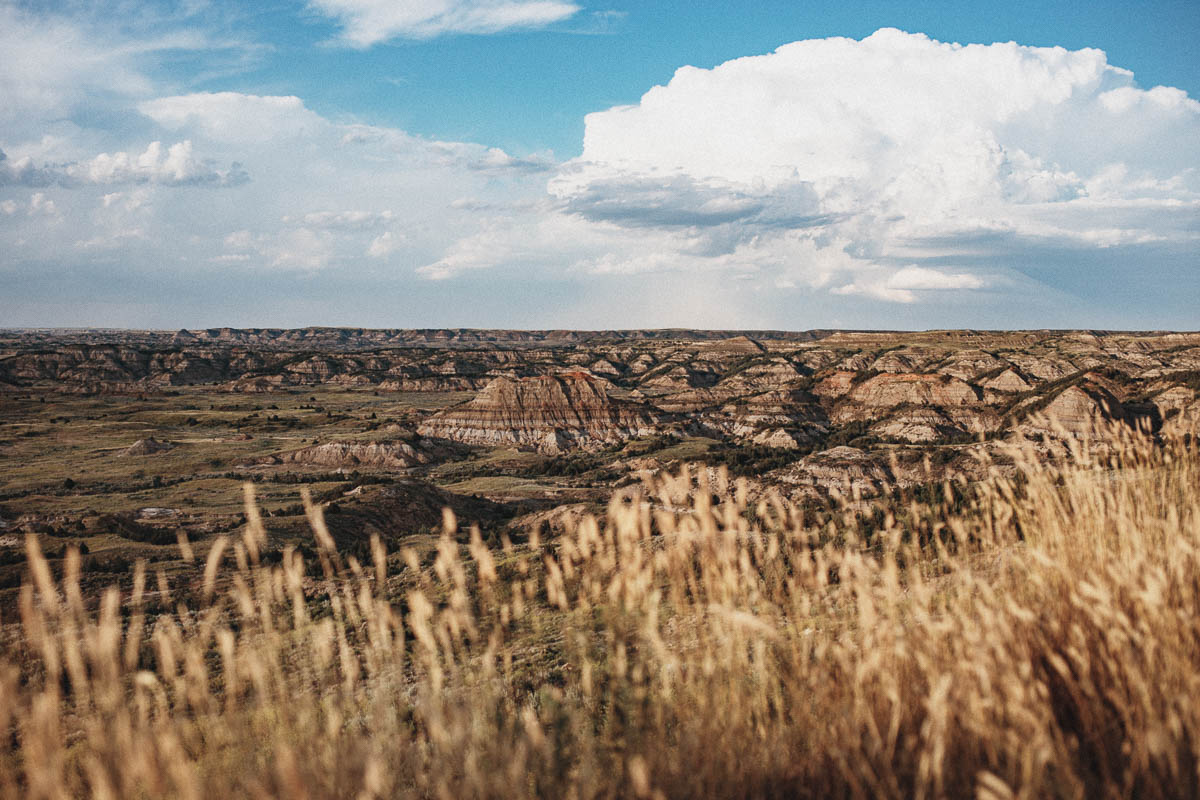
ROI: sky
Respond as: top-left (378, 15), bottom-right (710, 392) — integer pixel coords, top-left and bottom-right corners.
top-left (0, 0), bottom-right (1197, 331)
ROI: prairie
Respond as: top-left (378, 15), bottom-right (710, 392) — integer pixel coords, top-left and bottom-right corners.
top-left (2, 426), bottom-right (1198, 798)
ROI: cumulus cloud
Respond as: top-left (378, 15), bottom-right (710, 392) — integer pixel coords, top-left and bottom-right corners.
top-left (3, 83), bottom-right (557, 290)
top-left (140, 93), bottom-right (327, 144)
top-left (366, 230), bottom-right (403, 258)
top-left (7, 16), bottom-right (1196, 328)
top-left (309, 0), bottom-right (580, 46)
top-left (28, 193), bottom-right (59, 217)
top-left (140, 92), bottom-right (551, 175)
top-left (219, 226), bottom-right (338, 271)
top-left (0, 143), bottom-right (247, 188)
top-left (528, 28), bottom-right (1200, 301)
top-left (573, 29), bottom-right (1198, 196)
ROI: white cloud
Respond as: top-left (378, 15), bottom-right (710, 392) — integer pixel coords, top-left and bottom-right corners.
top-left (138, 92), bottom-right (550, 174)
top-left (366, 230), bottom-right (402, 258)
top-left (140, 93), bottom-right (327, 144)
top-left (6, 16), bottom-right (1196, 328)
top-left (833, 265), bottom-right (989, 303)
top-left (3, 80), bottom-right (560, 294)
top-left (572, 29), bottom-right (1199, 195)
top-left (216, 226), bottom-right (339, 270)
top-left (28, 193), bottom-right (58, 217)
top-left (0, 6), bottom-right (152, 137)
top-left (888, 266), bottom-right (987, 291)
top-left (0, 142), bottom-right (247, 187)
top-left (223, 230), bottom-right (254, 250)
top-left (308, 0), bottom-right (580, 46)
top-left (269, 227), bottom-right (335, 270)
top-left (525, 29), bottom-right (1200, 300)
top-left (75, 227), bottom-right (148, 251)
top-left (290, 209), bottom-right (395, 230)
top-left (0, 5), bottom-right (261, 143)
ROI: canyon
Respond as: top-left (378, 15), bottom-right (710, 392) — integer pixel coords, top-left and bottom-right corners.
top-left (1, 327), bottom-right (1197, 606)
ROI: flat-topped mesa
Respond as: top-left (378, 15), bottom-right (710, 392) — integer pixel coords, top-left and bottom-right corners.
top-left (417, 372), bottom-right (664, 454)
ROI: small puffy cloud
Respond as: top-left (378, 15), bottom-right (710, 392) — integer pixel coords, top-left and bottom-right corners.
top-left (461, 146), bottom-right (555, 174)
top-left (223, 230), bottom-right (254, 250)
top-left (0, 194), bottom-right (61, 217)
top-left (366, 230), bottom-right (403, 258)
top-left (29, 193), bottom-right (58, 217)
top-left (309, 0), bottom-right (580, 47)
top-left (0, 142), bottom-right (247, 187)
top-left (99, 189), bottom-right (151, 213)
top-left (216, 226), bottom-right (335, 270)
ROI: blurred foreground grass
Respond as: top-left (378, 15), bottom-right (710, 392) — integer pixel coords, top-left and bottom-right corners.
top-left (2, 427), bottom-right (1199, 799)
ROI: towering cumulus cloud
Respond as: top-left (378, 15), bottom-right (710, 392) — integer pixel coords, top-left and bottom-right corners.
top-left (544, 29), bottom-right (1200, 301)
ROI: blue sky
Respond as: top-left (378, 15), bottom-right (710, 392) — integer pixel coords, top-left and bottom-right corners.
top-left (1, 0), bottom-right (1197, 329)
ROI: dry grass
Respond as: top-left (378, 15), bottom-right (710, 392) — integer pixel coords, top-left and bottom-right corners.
top-left (2, 427), bottom-right (1199, 799)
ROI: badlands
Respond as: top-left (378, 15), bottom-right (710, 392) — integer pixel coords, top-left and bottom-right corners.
top-left (1, 326), bottom-right (1197, 606)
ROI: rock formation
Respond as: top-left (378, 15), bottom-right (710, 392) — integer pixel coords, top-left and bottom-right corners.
top-left (5, 328), bottom-right (1198, 460)
top-left (122, 438), bottom-right (174, 456)
top-left (1017, 382), bottom-right (1128, 440)
top-left (1153, 386), bottom-right (1200, 438)
top-left (262, 440), bottom-right (435, 470)
top-left (418, 373), bottom-right (664, 454)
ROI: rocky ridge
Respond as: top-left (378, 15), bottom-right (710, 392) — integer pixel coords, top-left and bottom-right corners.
top-left (418, 373), bottom-right (665, 454)
top-left (4, 328), bottom-right (1199, 458)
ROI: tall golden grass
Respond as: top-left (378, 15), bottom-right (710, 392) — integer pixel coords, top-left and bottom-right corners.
top-left (2, 430), bottom-right (1199, 799)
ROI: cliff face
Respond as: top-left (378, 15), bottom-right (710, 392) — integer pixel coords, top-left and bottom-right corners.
top-left (1153, 386), bottom-right (1200, 438)
top-left (845, 373), bottom-right (980, 409)
top-left (417, 373), bottom-right (665, 454)
top-left (818, 373), bottom-right (995, 440)
top-left (1017, 383), bottom-right (1128, 440)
